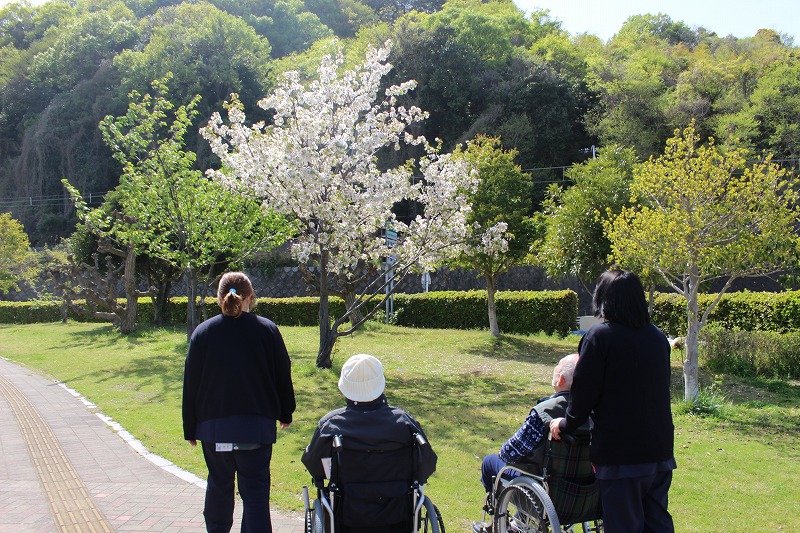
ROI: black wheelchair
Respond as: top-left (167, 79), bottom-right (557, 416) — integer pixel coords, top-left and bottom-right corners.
top-left (302, 433), bottom-right (445, 533)
top-left (479, 433), bottom-right (602, 533)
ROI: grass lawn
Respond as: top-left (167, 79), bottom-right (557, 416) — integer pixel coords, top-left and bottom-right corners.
top-left (1, 321), bottom-right (799, 531)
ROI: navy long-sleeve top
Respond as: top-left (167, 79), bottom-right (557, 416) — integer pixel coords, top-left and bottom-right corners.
top-left (182, 312), bottom-right (295, 443)
top-left (560, 321), bottom-right (674, 467)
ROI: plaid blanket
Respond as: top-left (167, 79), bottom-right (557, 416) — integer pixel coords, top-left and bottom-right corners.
top-left (546, 438), bottom-right (602, 524)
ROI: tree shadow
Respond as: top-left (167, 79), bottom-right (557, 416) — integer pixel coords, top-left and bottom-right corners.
top-left (461, 333), bottom-right (578, 364)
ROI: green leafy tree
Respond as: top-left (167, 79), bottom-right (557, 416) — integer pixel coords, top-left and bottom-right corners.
top-left (389, 2), bottom-right (585, 170)
top-left (55, 184), bottom-right (149, 334)
top-left (539, 145), bottom-right (638, 295)
top-left (100, 77), bottom-right (293, 336)
top-left (605, 123), bottom-right (799, 401)
top-left (113, 2), bottom-right (273, 161)
top-left (2, 3), bottom-right (139, 233)
top-left (585, 36), bottom-right (678, 159)
top-left (423, 0), bottom-right (557, 69)
top-left (452, 136), bottom-right (540, 336)
top-left (27, 3), bottom-right (138, 94)
top-left (388, 19), bottom-right (481, 148)
top-left (253, 0), bottom-right (333, 58)
top-left (0, 212), bottom-right (33, 294)
top-left (0, 0), bottom-right (74, 49)
top-left (303, 0), bottom-right (376, 37)
top-left (364, 0), bottom-right (444, 22)
top-left (724, 60), bottom-right (800, 159)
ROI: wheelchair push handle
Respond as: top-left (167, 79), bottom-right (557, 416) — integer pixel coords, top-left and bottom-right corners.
top-left (414, 433), bottom-right (427, 446)
top-left (333, 435), bottom-right (343, 449)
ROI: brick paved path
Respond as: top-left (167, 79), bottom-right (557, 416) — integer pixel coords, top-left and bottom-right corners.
top-left (0, 357), bottom-right (305, 532)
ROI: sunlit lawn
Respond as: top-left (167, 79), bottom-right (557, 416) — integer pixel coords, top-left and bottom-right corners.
top-left (1, 321), bottom-right (798, 531)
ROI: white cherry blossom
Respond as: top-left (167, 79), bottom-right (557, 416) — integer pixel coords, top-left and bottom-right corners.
top-left (202, 42), bottom-right (478, 367)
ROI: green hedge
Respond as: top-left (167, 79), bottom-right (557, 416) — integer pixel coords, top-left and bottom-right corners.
top-left (0, 300), bottom-right (65, 324)
top-left (0, 296), bottom-right (348, 328)
top-left (0, 291), bottom-right (576, 335)
top-left (701, 328), bottom-right (800, 379)
top-left (392, 289), bottom-right (578, 337)
top-left (652, 290), bottom-right (800, 336)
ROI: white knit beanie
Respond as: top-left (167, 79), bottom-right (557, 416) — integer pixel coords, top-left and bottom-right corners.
top-left (338, 354), bottom-right (386, 402)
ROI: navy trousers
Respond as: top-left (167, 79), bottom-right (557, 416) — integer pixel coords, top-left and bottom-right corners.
top-left (201, 442), bottom-right (273, 533)
top-left (480, 453), bottom-right (521, 492)
top-left (597, 470), bottom-right (674, 533)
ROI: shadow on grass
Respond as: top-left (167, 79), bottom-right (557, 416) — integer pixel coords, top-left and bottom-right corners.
top-left (672, 366), bottom-right (800, 459)
top-left (53, 324), bottom-right (187, 350)
top-left (53, 325), bottom-right (188, 403)
top-left (461, 333), bottom-right (577, 364)
top-left (85, 355), bottom-right (185, 403)
top-left (291, 362), bottom-right (553, 460)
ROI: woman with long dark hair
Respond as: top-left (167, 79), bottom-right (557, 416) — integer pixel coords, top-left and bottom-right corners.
top-left (183, 272), bottom-right (296, 532)
top-left (550, 269), bottom-right (676, 532)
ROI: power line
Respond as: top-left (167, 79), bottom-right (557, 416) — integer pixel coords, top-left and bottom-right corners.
top-left (1, 158), bottom-right (798, 212)
top-left (0, 192), bottom-right (108, 210)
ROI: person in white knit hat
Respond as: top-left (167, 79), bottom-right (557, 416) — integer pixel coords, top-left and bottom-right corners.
top-left (301, 354), bottom-right (437, 532)
top-left (337, 353), bottom-right (387, 402)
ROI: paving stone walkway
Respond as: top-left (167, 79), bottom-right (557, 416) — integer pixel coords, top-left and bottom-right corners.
top-left (0, 357), bottom-right (305, 532)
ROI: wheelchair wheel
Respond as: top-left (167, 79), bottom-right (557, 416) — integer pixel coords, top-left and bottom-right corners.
top-left (494, 482), bottom-right (561, 533)
top-left (420, 498), bottom-right (444, 533)
top-left (307, 501), bottom-right (325, 533)
top-left (304, 508), bottom-right (312, 533)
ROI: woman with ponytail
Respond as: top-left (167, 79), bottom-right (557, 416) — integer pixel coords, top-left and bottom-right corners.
top-left (183, 272), bottom-right (296, 532)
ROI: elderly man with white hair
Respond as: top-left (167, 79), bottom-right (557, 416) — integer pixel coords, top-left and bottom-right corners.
top-left (473, 352), bottom-right (584, 533)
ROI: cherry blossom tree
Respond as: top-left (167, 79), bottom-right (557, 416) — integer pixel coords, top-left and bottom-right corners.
top-left (203, 43), bottom-right (477, 368)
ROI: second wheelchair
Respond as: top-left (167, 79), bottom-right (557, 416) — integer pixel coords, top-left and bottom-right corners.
top-left (478, 432), bottom-right (602, 533)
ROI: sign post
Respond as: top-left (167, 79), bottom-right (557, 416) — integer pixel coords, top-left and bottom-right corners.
top-left (384, 222), bottom-right (397, 323)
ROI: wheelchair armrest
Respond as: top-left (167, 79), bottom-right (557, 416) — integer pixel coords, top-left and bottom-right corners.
top-left (505, 460), bottom-right (543, 477)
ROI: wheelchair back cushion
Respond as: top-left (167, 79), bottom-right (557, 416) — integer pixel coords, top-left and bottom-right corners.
top-left (336, 445), bottom-right (414, 528)
top-left (341, 480), bottom-right (411, 528)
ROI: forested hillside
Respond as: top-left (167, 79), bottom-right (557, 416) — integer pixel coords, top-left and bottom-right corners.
top-left (0, 0), bottom-right (797, 244)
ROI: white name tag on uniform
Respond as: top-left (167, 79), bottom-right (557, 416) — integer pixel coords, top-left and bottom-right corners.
top-left (216, 443), bottom-right (233, 452)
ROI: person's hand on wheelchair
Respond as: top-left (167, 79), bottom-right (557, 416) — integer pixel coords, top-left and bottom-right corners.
top-left (549, 418), bottom-right (564, 440)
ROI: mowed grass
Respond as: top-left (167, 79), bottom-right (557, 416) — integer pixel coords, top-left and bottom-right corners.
top-left (1, 321), bottom-right (799, 531)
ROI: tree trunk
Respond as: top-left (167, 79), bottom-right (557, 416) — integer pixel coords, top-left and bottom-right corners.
top-left (118, 243), bottom-right (138, 334)
top-left (152, 280), bottom-right (171, 326)
top-left (683, 286), bottom-right (701, 402)
top-left (316, 253), bottom-right (335, 368)
top-left (317, 320), bottom-right (337, 369)
top-left (343, 289), bottom-right (363, 325)
top-left (486, 273), bottom-right (500, 336)
top-left (186, 268), bottom-right (198, 341)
